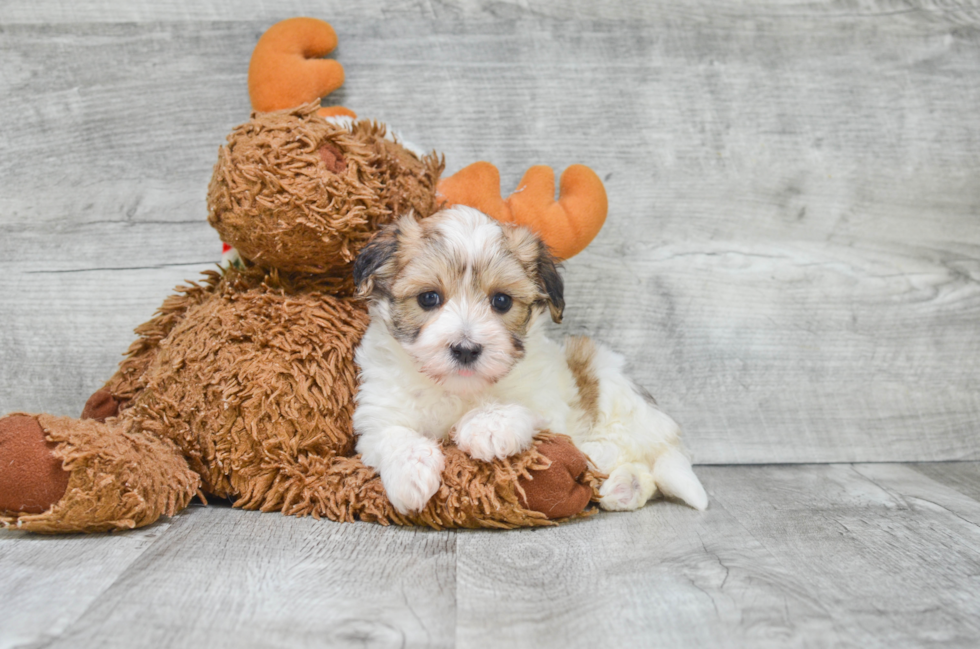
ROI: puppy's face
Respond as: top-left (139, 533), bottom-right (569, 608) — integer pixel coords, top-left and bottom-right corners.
top-left (354, 206), bottom-right (564, 393)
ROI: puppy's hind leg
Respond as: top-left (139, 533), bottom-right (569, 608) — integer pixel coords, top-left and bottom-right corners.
top-left (568, 338), bottom-right (707, 512)
top-left (633, 396), bottom-right (708, 511)
top-left (598, 462), bottom-right (657, 511)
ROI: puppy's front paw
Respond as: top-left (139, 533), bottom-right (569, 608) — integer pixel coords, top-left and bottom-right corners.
top-left (380, 438), bottom-right (445, 515)
top-left (599, 463), bottom-right (657, 511)
top-left (453, 402), bottom-right (545, 462)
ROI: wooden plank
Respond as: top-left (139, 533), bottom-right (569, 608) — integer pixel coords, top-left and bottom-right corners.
top-left (0, 0), bottom-right (392, 24)
top-left (869, 461), bottom-right (980, 526)
top-left (707, 464), bottom-right (980, 645)
top-left (0, 520), bottom-right (173, 649)
top-left (39, 505), bottom-right (456, 649)
top-left (1, 9), bottom-right (979, 462)
top-left (456, 464), bottom-right (980, 648)
top-left (4, 463), bottom-right (980, 647)
top-left (457, 483), bottom-right (839, 648)
top-left (908, 461), bottom-right (980, 504)
top-left (3, 0), bottom-right (980, 26)
top-left (0, 264), bottom-right (218, 416)
top-left (0, 22), bottom-right (252, 232)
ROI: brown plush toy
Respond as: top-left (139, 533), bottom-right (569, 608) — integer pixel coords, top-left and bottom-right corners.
top-left (0, 18), bottom-right (608, 533)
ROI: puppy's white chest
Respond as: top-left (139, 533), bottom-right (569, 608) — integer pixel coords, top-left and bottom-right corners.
top-left (355, 316), bottom-right (584, 442)
top-left (407, 357), bottom-right (580, 443)
top-left (411, 390), bottom-right (474, 440)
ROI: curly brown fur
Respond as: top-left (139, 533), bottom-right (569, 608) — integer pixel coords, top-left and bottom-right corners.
top-left (207, 102), bottom-right (444, 279)
top-left (2, 103), bottom-right (599, 533)
top-left (4, 266), bottom-right (599, 533)
top-left (100, 270), bottom-right (224, 411)
top-left (252, 432), bottom-right (599, 530)
top-left (120, 266), bottom-right (369, 500)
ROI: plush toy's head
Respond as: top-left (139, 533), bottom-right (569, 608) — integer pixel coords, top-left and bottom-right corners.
top-left (207, 104), bottom-right (443, 276)
top-left (208, 15), bottom-right (606, 280)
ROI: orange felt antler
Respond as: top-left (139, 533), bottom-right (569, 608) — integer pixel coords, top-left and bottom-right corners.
top-left (438, 162), bottom-right (607, 260)
top-left (248, 17), bottom-right (356, 119)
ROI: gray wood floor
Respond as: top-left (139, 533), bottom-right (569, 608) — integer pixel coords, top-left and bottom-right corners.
top-left (2, 2), bottom-right (979, 647)
top-left (2, 462), bottom-right (978, 648)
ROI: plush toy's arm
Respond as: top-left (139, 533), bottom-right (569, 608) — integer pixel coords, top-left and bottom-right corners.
top-left (437, 162), bottom-right (608, 260)
top-left (248, 17), bottom-right (356, 119)
top-left (241, 432), bottom-right (597, 528)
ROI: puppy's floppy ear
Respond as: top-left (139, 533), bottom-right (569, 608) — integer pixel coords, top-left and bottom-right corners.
top-left (535, 241), bottom-right (565, 323)
top-left (354, 224), bottom-right (399, 298)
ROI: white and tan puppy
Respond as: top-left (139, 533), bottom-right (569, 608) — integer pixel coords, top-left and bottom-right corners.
top-left (352, 206), bottom-right (707, 515)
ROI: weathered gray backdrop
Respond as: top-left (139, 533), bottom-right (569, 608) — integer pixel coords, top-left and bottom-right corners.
top-left (4, 4), bottom-right (980, 648)
top-left (2, 1), bottom-right (978, 464)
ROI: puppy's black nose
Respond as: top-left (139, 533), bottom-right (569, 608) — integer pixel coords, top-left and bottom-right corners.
top-left (450, 343), bottom-right (483, 366)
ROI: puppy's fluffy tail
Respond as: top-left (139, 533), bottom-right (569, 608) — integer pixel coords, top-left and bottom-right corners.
top-left (652, 446), bottom-right (708, 511)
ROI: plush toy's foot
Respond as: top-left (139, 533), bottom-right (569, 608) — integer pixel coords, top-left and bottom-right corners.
top-left (518, 436), bottom-right (596, 519)
top-left (0, 414), bottom-right (200, 533)
top-left (0, 415), bottom-right (71, 515)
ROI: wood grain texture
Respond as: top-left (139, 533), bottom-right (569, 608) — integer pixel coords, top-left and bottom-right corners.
top-left (457, 463), bottom-right (980, 648)
top-left (3, 0), bottom-right (980, 26)
top-left (458, 494), bottom-right (841, 647)
top-left (1, 3), bottom-right (979, 462)
top-left (909, 461), bottom-right (980, 503)
top-left (0, 520), bottom-right (173, 649)
top-left (29, 504), bottom-right (456, 649)
top-left (7, 463), bottom-right (978, 648)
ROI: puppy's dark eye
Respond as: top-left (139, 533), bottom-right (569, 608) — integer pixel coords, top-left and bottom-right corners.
top-left (491, 293), bottom-right (513, 313)
top-left (418, 291), bottom-right (442, 310)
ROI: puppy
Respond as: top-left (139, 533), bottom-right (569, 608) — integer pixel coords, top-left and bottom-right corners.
top-left (352, 206), bottom-right (707, 515)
